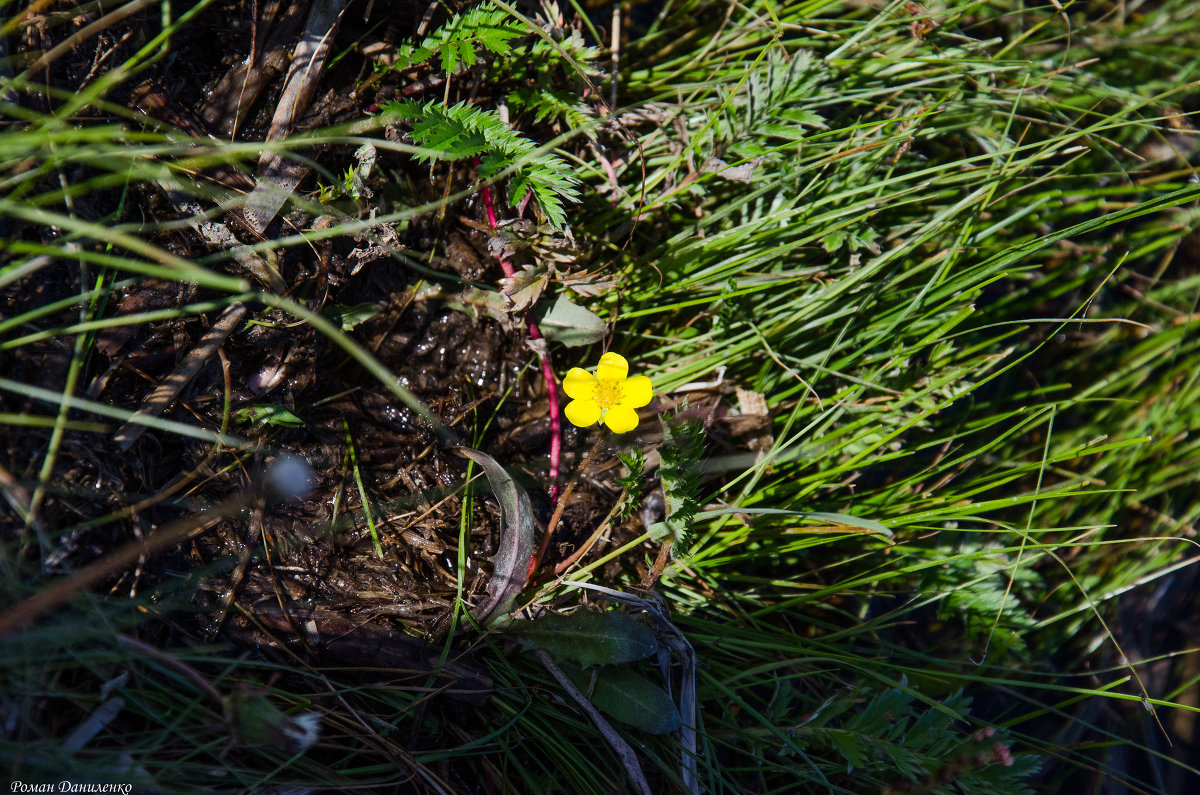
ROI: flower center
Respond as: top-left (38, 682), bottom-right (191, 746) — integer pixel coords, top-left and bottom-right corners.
top-left (593, 378), bottom-right (622, 410)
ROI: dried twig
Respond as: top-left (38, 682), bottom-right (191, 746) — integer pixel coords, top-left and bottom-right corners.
top-left (112, 303), bottom-right (248, 450)
top-left (200, 0), bottom-right (306, 137)
top-left (552, 498), bottom-right (622, 577)
top-left (534, 436), bottom-right (605, 573)
top-left (15, 0), bottom-right (159, 80)
top-left (535, 649), bottom-right (652, 795)
top-left (245, 0), bottom-right (349, 233)
top-left (564, 583), bottom-right (700, 794)
top-left (0, 490), bottom-right (257, 635)
top-left (128, 80), bottom-right (281, 287)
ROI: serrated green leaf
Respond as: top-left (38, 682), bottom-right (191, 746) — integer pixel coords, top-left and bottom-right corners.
top-left (537, 295), bottom-right (605, 347)
top-left (656, 414), bottom-right (705, 552)
top-left (387, 2), bottom-right (526, 74)
top-left (386, 99), bottom-right (579, 228)
top-left (564, 664), bottom-right (682, 735)
top-left (826, 729), bottom-right (869, 771)
top-left (821, 229), bottom-right (848, 253)
top-left (646, 521), bottom-right (671, 542)
top-left (513, 611), bottom-right (658, 667)
top-left (616, 449), bottom-right (646, 518)
top-left (848, 689), bottom-right (911, 733)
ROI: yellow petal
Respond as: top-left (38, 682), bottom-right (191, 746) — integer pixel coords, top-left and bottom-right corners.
top-left (562, 368), bottom-right (596, 400)
top-left (602, 405), bottom-right (640, 434)
top-left (564, 398), bottom-right (602, 428)
top-left (595, 352), bottom-right (629, 383)
top-left (620, 375), bottom-right (653, 409)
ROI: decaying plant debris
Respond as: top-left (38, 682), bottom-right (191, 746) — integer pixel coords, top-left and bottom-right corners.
top-left (7, 0), bottom-right (1200, 792)
top-left (0, 0), bottom-right (767, 741)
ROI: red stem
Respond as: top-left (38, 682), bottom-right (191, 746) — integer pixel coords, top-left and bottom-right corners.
top-left (529, 322), bottom-right (562, 502)
top-left (476, 163), bottom-right (561, 503)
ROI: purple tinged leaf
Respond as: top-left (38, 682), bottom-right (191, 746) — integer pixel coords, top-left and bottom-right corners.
top-left (456, 447), bottom-right (536, 624)
top-left (500, 264), bottom-right (552, 312)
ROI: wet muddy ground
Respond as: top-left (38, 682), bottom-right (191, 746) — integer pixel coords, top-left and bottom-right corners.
top-left (0, 0), bottom-right (644, 671)
top-left (0, 0), bottom-right (782, 686)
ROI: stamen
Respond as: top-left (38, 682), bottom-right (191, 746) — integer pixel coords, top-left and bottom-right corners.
top-left (593, 379), bottom-right (622, 409)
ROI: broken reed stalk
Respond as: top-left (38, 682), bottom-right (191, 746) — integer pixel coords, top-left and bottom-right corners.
top-left (475, 166), bottom-right (562, 503)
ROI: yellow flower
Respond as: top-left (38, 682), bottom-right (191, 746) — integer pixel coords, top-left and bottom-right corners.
top-left (562, 352), bottom-right (653, 434)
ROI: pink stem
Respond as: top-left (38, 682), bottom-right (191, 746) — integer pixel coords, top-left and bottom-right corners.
top-left (529, 322), bottom-right (562, 501)
top-left (476, 162), bottom-right (562, 503)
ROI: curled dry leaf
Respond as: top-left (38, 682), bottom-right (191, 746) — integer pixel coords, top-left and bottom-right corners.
top-left (455, 447), bottom-right (536, 625)
top-left (500, 264), bottom-right (552, 312)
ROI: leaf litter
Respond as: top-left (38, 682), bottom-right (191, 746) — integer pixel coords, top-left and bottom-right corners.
top-left (0, 0), bottom-right (776, 786)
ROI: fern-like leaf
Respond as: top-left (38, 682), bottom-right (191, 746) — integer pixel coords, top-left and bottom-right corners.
top-left (648, 413), bottom-right (705, 554)
top-left (387, 100), bottom-right (580, 229)
top-left (616, 449), bottom-right (647, 519)
top-left (509, 86), bottom-right (597, 137)
top-left (391, 3), bottom-right (527, 74)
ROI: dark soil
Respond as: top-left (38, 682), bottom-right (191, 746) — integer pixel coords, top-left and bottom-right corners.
top-left (0, 0), bottom-right (643, 677)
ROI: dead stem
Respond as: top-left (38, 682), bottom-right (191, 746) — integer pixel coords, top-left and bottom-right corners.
top-left (0, 490), bottom-right (258, 635)
top-left (553, 498), bottom-right (623, 577)
top-left (641, 537), bottom-right (674, 589)
top-left (532, 436), bottom-right (606, 575)
top-left (535, 649), bottom-right (652, 795)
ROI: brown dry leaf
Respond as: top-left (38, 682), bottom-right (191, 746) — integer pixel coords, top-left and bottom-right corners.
top-left (561, 270), bottom-right (619, 298)
top-left (501, 264), bottom-right (552, 312)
